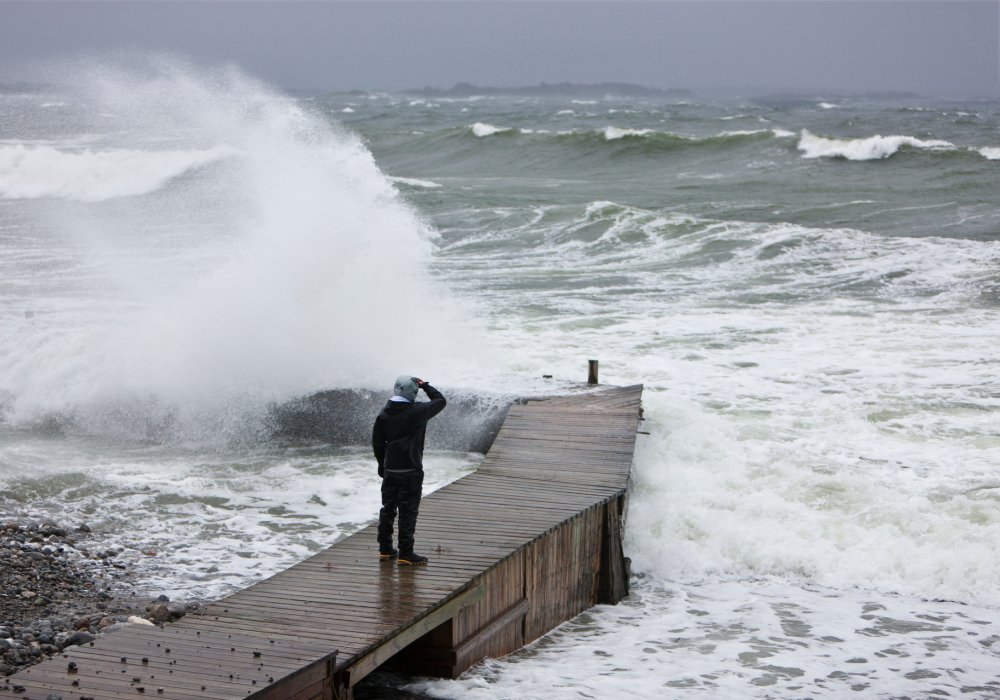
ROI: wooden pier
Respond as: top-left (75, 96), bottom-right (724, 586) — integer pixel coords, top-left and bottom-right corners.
top-left (2, 384), bottom-right (643, 700)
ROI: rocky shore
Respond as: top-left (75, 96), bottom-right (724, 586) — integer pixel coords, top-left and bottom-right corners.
top-left (0, 518), bottom-right (200, 677)
top-left (1, 518), bottom-right (438, 699)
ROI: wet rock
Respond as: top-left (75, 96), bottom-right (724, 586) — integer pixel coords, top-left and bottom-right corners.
top-left (61, 631), bottom-right (95, 648)
top-left (145, 604), bottom-right (171, 624)
top-left (48, 617), bottom-right (69, 631)
top-left (40, 522), bottom-right (67, 538)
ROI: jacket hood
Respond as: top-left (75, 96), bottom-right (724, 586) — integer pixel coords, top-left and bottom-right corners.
top-left (393, 375), bottom-right (419, 402)
top-left (383, 401), bottom-right (411, 416)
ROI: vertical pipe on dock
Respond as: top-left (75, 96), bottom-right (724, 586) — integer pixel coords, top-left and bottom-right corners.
top-left (588, 360), bottom-right (599, 385)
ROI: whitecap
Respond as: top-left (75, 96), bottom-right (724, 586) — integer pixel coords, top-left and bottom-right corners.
top-left (389, 176), bottom-right (442, 189)
top-left (602, 126), bottom-right (654, 141)
top-left (719, 129), bottom-right (770, 137)
top-left (0, 143), bottom-right (232, 202)
top-left (977, 146), bottom-right (1000, 160)
top-left (470, 122), bottom-right (510, 137)
top-left (797, 130), bottom-right (956, 160)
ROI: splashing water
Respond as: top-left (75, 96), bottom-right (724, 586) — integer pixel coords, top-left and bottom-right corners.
top-left (0, 58), bottom-right (492, 443)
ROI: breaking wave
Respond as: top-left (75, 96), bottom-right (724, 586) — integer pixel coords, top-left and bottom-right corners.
top-left (470, 122), bottom-right (512, 137)
top-left (463, 124), bottom-right (790, 150)
top-left (602, 126), bottom-right (656, 140)
top-left (0, 143), bottom-right (231, 202)
top-left (797, 130), bottom-right (956, 160)
top-left (0, 58), bottom-right (490, 443)
top-left (596, 126), bottom-right (787, 147)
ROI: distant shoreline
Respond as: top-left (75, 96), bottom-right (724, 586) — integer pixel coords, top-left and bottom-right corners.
top-left (401, 81), bottom-right (693, 99)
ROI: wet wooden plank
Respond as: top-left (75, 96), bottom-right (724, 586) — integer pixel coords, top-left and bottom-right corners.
top-left (4, 385), bottom-right (642, 700)
top-left (4, 627), bottom-right (336, 700)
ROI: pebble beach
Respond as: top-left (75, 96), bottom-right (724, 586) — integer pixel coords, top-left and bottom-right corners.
top-left (0, 518), bottom-right (198, 679)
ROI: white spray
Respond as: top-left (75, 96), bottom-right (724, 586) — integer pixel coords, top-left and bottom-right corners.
top-left (0, 58), bottom-right (490, 441)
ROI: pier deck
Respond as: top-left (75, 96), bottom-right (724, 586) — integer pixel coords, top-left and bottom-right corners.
top-left (3, 384), bottom-right (643, 700)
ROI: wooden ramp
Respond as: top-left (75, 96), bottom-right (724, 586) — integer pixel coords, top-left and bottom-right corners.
top-left (3, 385), bottom-right (643, 700)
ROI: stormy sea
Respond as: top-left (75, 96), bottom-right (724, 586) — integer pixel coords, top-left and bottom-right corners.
top-left (1, 61), bottom-right (999, 698)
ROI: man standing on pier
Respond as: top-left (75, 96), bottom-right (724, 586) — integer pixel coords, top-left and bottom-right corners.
top-left (372, 375), bottom-right (447, 565)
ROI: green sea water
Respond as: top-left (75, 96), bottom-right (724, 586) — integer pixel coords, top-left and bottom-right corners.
top-left (2, 66), bottom-right (999, 698)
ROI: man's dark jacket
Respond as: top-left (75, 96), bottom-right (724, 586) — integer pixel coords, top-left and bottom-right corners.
top-left (372, 384), bottom-right (446, 477)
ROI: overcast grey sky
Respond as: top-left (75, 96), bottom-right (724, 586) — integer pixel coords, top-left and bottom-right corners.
top-left (1, 1), bottom-right (997, 96)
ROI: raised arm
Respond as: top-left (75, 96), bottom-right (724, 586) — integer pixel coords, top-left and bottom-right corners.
top-left (417, 380), bottom-right (447, 418)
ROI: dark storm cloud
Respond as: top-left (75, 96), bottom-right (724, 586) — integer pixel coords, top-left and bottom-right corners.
top-left (0, 1), bottom-right (996, 96)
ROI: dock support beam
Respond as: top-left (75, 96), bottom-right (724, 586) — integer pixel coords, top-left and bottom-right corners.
top-left (598, 494), bottom-right (630, 604)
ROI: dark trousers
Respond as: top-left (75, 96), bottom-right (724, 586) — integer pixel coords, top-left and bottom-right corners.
top-left (378, 470), bottom-right (423, 554)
